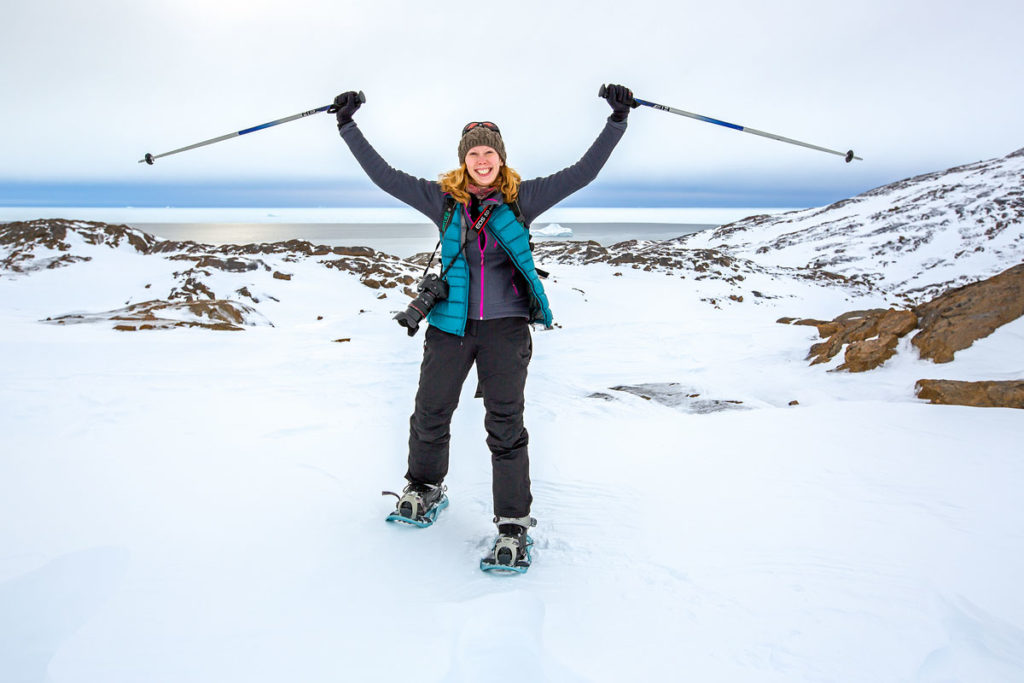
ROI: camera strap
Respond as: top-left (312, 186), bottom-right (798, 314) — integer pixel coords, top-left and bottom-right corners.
top-left (419, 199), bottom-right (455, 280)
top-left (447, 203), bottom-right (494, 274)
top-left (426, 201), bottom-right (495, 281)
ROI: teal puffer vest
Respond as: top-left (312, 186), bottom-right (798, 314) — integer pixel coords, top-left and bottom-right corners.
top-left (427, 203), bottom-right (553, 336)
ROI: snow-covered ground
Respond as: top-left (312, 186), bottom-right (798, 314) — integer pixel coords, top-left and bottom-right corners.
top-left (2, 216), bottom-right (1023, 682)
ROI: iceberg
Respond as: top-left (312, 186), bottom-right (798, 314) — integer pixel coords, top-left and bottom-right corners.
top-left (533, 223), bottom-right (573, 237)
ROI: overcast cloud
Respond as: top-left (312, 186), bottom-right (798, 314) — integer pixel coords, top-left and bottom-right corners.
top-left (1, 0), bottom-right (1022, 206)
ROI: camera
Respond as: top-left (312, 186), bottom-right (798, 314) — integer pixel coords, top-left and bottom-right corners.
top-left (394, 273), bottom-right (449, 336)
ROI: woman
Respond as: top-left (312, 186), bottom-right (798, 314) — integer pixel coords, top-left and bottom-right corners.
top-left (334, 84), bottom-right (636, 571)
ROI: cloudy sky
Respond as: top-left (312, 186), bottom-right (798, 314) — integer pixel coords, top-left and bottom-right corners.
top-left (2, 0), bottom-right (1022, 208)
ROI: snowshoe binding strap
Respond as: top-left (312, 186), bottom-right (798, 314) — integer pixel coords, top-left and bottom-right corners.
top-left (480, 515), bottom-right (536, 573)
top-left (384, 483), bottom-right (448, 528)
top-left (493, 515), bottom-right (537, 530)
top-left (480, 531), bottom-right (534, 574)
top-left (493, 535), bottom-right (522, 566)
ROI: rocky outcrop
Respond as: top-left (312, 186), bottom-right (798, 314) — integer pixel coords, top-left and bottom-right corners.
top-left (43, 299), bottom-right (270, 331)
top-left (915, 380), bottom-right (1024, 409)
top-left (785, 262), bottom-right (1024, 371)
top-left (911, 263), bottom-right (1024, 363)
top-left (535, 238), bottom-right (847, 283)
top-left (0, 219), bottom-right (420, 292)
top-left (533, 239), bottom-right (861, 307)
top-left (1, 219), bottom-right (424, 330)
top-left (782, 308), bottom-right (918, 371)
top-left (0, 219), bottom-right (158, 272)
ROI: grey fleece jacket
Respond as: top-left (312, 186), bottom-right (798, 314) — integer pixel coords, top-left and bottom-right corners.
top-left (339, 117), bottom-right (627, 320)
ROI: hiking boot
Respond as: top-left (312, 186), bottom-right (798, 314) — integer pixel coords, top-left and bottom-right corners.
top-left (397, 481), bottom-right (445, 520)
top-left (488, 515), bottom-right (537, 567)
top-left (382, 481), bottom-right (448, 527)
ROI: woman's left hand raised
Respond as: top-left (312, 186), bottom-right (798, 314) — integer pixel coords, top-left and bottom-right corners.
top-left (330, 91), bottom-right (366, 129)
top-left (601, 84), bottom-right (638, 122)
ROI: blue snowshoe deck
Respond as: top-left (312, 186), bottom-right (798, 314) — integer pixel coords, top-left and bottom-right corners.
top-left (480, 535), bottom-right (533, 574)
top-left (385, 494), bottom-right (449, 528)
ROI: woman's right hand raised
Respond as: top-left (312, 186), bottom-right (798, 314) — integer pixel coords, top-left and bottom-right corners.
top-left (330, 91), bottom-right (365, 129)
top-left (600, 84), bottom-right (638, 123)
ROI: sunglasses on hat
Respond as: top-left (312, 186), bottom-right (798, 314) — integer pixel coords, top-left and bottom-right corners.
top-left (462, 121), bottom-right (501, 136)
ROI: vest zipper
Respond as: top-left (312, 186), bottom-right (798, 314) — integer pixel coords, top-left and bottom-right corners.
top-left (478, 228), bottom-right (486, 320)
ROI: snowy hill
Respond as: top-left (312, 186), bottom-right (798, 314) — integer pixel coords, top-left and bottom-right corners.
top-left (2, 151), bottom-right (1024, 682)
top-left (681, 146), bottom-right (1024, 301)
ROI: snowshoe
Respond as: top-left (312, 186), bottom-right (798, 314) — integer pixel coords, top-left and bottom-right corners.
top-left (480, 516), bottom-right (537, 574)
top-left (383, 482), bottom-right (448, 528)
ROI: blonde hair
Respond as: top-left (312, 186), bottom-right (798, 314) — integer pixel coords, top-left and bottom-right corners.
top-left (438, 164), bottom-right (522, 206)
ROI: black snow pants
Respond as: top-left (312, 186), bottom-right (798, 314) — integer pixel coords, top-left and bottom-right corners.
top-left (406, 317), bottom-right (533, 518)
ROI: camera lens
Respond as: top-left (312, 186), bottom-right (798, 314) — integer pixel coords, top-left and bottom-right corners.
top-left (394, 274), bottom-right (448, 337)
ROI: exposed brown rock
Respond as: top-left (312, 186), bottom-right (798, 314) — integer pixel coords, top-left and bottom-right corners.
top-left (795, 308), bottom-right (919, 370)
top-left (808, 335), bottom-right (844, 365)
top-left (915, 380), bottom-right (1024, 409)
top-left (2, 219), bottom-right (423, 296)
top-left (878, 308), bottom-right (918, 337)
top-left (777, 317), bottom-right (828, 327)
top-left (839, 334), bottom-right (900, 372)
top-left (911, 263), bottom-right (1024, 363)
top-left (168, 274), bottom-right (216, 301)
top-left (0, 219), bottom-right (159, 261)
top-left (169, 254), bottom-right (263, 273)
top-left (813, 320), bottom-right (841, 337)
top-left (533, 240), bottom-right (859, 305)
top-left (44, 299), bottom-right (264, 331)
top-left (786, 266), bottom-right (1024, 372)
top-left (1, 221), bottom-right (113, 272)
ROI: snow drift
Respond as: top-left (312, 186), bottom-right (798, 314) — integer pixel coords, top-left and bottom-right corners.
top-left (2, 147), bottom-right (1023, 683)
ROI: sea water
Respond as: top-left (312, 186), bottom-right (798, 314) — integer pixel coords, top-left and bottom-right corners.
top-left (131, 222), bottom-right (716, 257)
top-left (2, 207), bottom-right (797, 257)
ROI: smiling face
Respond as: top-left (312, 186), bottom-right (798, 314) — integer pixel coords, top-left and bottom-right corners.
top-left (464, 145), bottom-right (503, 187)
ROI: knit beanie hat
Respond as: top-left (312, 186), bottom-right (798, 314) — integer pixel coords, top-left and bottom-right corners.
top-left (458, 125), bottom-right (506, 166)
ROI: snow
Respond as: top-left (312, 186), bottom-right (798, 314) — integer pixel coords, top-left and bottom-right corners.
top-left (679, 150), bottom-right (1024, 300)
top-left (2, 214), bottom-right (1024, 682)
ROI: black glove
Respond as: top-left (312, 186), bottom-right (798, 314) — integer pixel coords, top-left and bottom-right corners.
top-left (603, 84), bottom-right (638, 123)
top-left (330, 91), bottom-right (363, 129)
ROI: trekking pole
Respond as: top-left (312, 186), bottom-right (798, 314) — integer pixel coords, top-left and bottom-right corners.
top-left (138, 91), bottom-right (366, 165)
top-left (600, 85), bottom-right (861, 162)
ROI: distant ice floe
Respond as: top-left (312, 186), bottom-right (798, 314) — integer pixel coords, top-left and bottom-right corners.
top-left (533, 223), bottom-right (573, 237)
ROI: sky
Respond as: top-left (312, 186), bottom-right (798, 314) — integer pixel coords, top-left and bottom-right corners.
top-left (2, 0), bottom-right (1022, 209)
